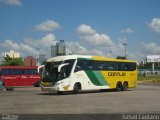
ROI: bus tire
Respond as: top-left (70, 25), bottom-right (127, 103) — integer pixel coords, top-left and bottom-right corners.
top-left (122, 82), bottom-right (128, 91)
top-left (116, 82), bottom-right (122, 91)
top-left (73, 83), bottom-right (81, 94)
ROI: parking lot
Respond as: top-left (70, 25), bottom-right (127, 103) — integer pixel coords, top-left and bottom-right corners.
top-left (0, 84), bottom-right (160, 114)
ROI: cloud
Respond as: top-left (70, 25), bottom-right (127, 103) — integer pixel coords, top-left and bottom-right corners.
top-left (66, 41), bottom-right (104, 56)
top-left (0, 0), bottom-right (22, 6)
top-left (120, 28), bottom-right (134, 34)
top-left (119, 37), bottom-right (128, 44)
top-left (148, 18), bottom-right (160, 33)
top-left (138, 42), bottom-right (160, 55)
top-left (24, 33), bottom-right (57, 58)
top-left (76, 24), bottom-right (114, 47)
top-left (66, 42), bottom-right (87, 55)
top-left (126, 41), bottom-right (160, 62)
top-left (24, 34), bottom-right (57, 48)
top-left (0, 34), bottom-right (57, 60)
top-left (75, 24), bottom-right (128, 58)
top-left (0, 39), bottom-right (37, 58)
top-left (2, 22), bottom-right (156, 63)
top-left (20, 43), bottom-right (37, 56)
top-left (35, 20), bottom-right (60, 32)
top-left (0, 19), bottom-right (60, 61)
top-left (1, 39), bottom-right (20, 50)
top-left (75, 24), bottom-right (141, 60)
top-left (76, 24), bottom-right (96, 36)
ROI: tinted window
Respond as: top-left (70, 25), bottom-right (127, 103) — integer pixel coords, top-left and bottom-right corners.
top-left (74, 59), bottom-right (86, 72)
top-left (97, 61), bottom-right (106, 70)
top-left (64, 59), bottom-right (76, 74)
top-left (74, 60), bottom-right (136, 72)
top-left (10, 69), bottom-right (22, 75)
top-left (129, 63), bottom-right (136, 71)
top-left (1, 68), bottom-right (38, 75)
top-left (1, 69), bottom-right (9, 75)
top-left (59, 65), bottom-right (70, 80)
top-left (23, 69), bottom-right (38, 75)
top-left (117, 63), bottom-right (127, 71)
top-left (86, 60), bottom-right (97, 70)
top-left (23, 69), bottom-right (29, 74)
top-left (33, 69), bottom-right (38, 74)
top-left (117, 62), bottom-right (136, 71)
top-left (106, 62), bottom-right (116, 70)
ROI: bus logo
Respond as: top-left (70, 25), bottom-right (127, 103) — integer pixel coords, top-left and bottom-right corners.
top-left (108, 72), bottom-right (126, 76)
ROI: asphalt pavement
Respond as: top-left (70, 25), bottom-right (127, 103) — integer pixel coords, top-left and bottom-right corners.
top-left (0, 84), bottom-right (160, 114)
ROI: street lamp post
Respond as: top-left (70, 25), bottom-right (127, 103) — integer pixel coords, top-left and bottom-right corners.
top-left (123, 43), bottom-right (127, 59)
top-left (36, 48), bottom-right (40, 66)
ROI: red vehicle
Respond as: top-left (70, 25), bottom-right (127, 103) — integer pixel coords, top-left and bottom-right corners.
top-left (0, 66), bottom-right (41, 87)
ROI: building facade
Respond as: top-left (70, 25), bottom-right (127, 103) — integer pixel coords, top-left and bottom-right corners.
top-left (24, 56), bottom-right (36, 66)
top-left (5, 50), bottom-right (20, 58)
top-left (51, 40), bottom-right (66, 57)
top-left (39, 53), bottom-right (46, 65)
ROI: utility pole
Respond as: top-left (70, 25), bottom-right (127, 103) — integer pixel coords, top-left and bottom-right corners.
top-left (123, 43), bottom-right (127, 59)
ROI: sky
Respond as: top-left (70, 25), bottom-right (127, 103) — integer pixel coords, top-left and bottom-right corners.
top-left (0, 0), bottom-right (160, 62)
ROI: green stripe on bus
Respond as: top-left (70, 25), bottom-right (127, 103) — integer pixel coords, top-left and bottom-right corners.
top-left (85, 71), bottom-right (102, 86)
top-left (93, 71), bottom-right (108, 86)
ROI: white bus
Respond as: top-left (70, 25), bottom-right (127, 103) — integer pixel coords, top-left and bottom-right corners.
top-left (41, 55), bottom-right (137, 94)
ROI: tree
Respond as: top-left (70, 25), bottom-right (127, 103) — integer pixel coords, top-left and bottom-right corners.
top-left (2, 55), bottom-right (24, 66)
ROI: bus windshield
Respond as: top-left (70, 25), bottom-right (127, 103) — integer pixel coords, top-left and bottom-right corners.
top-left (42, 59), bottom-right (75, 84)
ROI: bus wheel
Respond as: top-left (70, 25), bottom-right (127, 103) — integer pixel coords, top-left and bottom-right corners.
top-left (122, 82), bottom-right (128, 91)
top-left (116, 82), bottom-right (122, 91)
top-left (73, 83), bottom-right (81, 94)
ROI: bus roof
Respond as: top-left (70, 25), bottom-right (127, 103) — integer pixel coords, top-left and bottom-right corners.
top-left (47, 55), bottom-right (137, 63)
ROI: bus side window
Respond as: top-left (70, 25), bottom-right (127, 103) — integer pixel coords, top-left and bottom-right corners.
top-left (106, 62), bottom-right (115, 70)
top-left (24, 69), bottom-right (30, 75)
top-left (10, 69), bottom-right (22, 75)
top-left (74, 60), bottom-right (85, 72)
top-left (86, 60), bottom-right (97, 70)
top-left (97, 62), bottom-right (106, 70)
top-left (125, 64), bottom-right (130, 71)
top-left (117, 63), bottom-right (124, 71)
top-left (129, 63), bottom-right (136, 71)
top-left (33, 69), bottom-right (38, 74)
top-left (29, 69), bottom-right (33, 74)
top-left (2, 69), bottom-right (10, 75)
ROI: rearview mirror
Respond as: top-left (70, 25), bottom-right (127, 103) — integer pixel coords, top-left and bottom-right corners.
top-left (58, 63), bottom-right (69, 72)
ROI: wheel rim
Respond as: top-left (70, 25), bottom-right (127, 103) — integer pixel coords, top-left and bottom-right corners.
top-left (123, 83), bottom-right (128, 90)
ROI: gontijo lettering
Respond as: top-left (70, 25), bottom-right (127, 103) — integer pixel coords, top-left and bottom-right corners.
top-left (108, 72), bottom-right (126, 76)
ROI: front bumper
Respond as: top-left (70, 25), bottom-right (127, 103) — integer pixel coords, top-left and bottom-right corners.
top-left (41, 81), bottom-right (59, 92)
top-left (41, 81), bottom-right (71, 92)
top-left (41, 86), bottom-right (58, 92)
